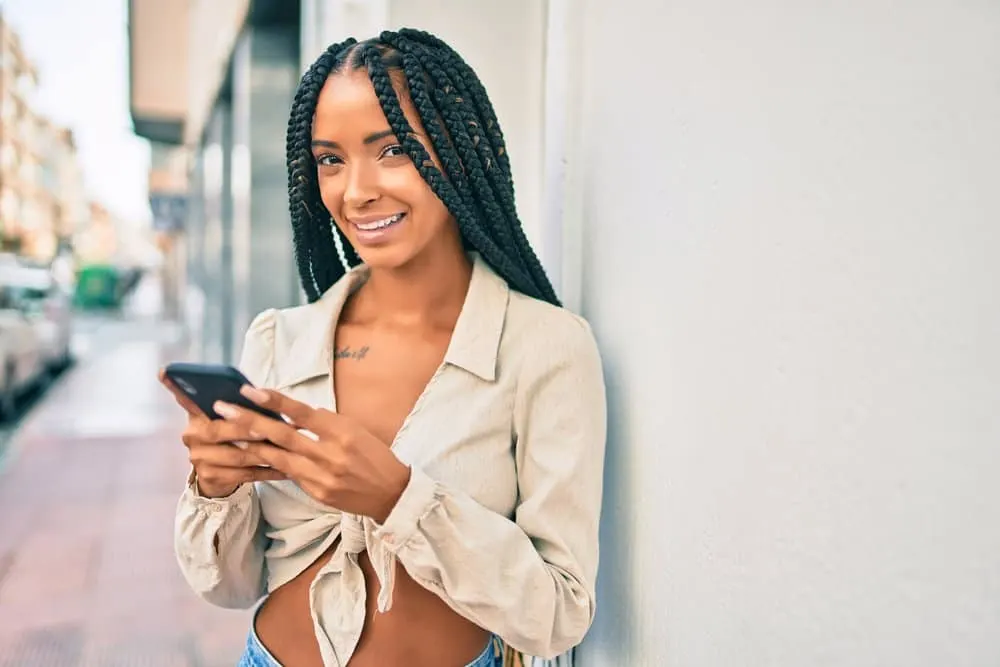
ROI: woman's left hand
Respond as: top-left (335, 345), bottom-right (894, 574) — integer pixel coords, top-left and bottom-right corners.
top-left (212, 386), bottom-right (411, 522)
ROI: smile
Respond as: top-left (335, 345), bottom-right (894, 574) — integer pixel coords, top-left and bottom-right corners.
top-left (353, 213), bottom-right (405, 231)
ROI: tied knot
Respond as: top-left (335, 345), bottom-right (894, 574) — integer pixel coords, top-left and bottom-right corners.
top-left (339, 514), bottom-right (367, 554)
top-left (334, 514), bottom-right (397, 614)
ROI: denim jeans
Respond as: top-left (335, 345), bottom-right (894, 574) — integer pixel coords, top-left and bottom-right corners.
top-left (236, 619), bottom-right (502, 667)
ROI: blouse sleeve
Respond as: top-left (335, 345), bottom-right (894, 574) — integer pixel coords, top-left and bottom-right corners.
top-left (173, 309), bottom-right (278, 609)
top-left (372, 316), bottom-right (607, 659)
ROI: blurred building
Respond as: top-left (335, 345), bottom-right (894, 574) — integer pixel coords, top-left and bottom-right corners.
top-left (47, 125), bottom-right (89, 246)
top-left (1, 13), bottom-right (91, 265)
top-left (73, 201), bottom-right (117, 264)
top-left (0, 16), bottom-right (41, 255)
top-left (146, 143), bottom-right (189, 319)
top-left (25, 119), bottom-right (89, 261)
top-left (128, 2), bottom-right (1000, 665)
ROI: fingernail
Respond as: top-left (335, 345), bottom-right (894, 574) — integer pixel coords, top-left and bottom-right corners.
top-left (240, 386), bottom-right (269, 404)
top-left (250, 431), bottom-right (265, 440)
top-left (214, 402), bottom-right (240, 419)
top-left (233, 440), bottom-right (249, 450)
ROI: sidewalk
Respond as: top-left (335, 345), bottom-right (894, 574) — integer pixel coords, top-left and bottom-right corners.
top-left (0, 319), bottom-right (252, 666)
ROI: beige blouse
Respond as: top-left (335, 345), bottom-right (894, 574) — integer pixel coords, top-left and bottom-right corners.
top-left (173, 254), bottom-right (607, 666)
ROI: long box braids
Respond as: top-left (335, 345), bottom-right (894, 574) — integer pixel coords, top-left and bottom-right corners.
top-left (285, 29), bottom-right (560, 306)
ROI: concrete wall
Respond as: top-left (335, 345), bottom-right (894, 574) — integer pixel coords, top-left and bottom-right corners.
top-left (559, 1), bottom-right (1000, 665)
top-left (184, 18), bottom-right (301, 366)
top-left (228, 24), bottom-right (302, 360)
top-left (196, 103), bottom-right (231, 364)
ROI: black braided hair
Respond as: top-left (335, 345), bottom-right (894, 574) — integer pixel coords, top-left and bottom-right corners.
top-left (285, 28), bottom-right (560, 306)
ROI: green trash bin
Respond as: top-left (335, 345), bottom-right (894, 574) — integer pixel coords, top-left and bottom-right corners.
top-left (74, 264), bottom-right (121, 309)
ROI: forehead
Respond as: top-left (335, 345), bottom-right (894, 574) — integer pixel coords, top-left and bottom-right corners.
top-left (312, 70), bottom-right (385, 135)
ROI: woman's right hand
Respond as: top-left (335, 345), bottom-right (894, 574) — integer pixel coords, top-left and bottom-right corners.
top-left (159, 369), bottom-right (287, 498)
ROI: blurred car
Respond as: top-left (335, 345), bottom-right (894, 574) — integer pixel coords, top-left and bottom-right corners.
top-left (0, 284), bottom-right (47, 420)
top-left (0, 263), bottom-right (74, 374)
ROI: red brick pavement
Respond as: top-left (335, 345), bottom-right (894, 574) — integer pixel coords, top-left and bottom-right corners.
top-left (0, 336), bottom-right (253, 666)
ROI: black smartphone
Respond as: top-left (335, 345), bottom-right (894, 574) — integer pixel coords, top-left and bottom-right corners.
top-left (163, 362), bottom-right (283, 422)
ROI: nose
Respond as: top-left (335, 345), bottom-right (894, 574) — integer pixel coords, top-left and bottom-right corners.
top-left (343, 161), bottom-right (379, 209)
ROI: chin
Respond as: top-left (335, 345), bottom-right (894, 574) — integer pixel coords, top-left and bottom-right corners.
top-left (349, 241), bottom-right (419, 270)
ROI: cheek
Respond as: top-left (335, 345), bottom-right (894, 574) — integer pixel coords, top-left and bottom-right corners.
top-left (385, 163), bottom-right (430, 197)
top-left (422, 192), bottom-right (452, 229)
top-left (317, 176), bottom-right (344, 215)
top-left (397, 172), bottom-right (448, 219)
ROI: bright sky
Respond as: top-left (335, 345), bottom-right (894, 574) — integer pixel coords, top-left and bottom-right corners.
top-left (4, 0), bottom-right (151, 225)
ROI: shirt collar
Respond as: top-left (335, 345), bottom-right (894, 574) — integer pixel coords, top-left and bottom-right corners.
top-left (276, 253), bottom-right (510, 389)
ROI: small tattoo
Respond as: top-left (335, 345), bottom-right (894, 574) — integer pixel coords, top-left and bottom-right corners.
top-left (335, 345), bottom-right (370, 361)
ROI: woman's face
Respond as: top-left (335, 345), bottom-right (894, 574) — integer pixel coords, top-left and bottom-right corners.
top-left (311, 68), bottom-right (459, 270)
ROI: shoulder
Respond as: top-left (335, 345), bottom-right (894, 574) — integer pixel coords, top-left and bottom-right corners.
top-left (237, 308), bottom-right (278, 385)
top-left (238, 276), bottom-right (349, 379)
top-left (502, 293), bottom-right (607, 448)
top-left (501, 290), bottom-right (604, 388)
top-left (244, 270), bottom-right (353, 348)
top-left (504, 290), bottom-right (598, 351)
top-left (241, 301), bottom-right (317, 351)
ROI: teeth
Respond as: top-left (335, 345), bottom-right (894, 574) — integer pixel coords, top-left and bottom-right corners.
top-left (356, 213), bottom-right (403, 231)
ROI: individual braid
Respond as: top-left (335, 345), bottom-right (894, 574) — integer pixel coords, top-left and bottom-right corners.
top-left (380, 32), bottom-right (554, 302)
top-left (374, 41), bottom-right (526, 276)
top-left (285, 31), bottom-right (560, 306)
top-left (362, 43), bottom-right (547, 302)
top-left (394, 29), bottom-right (512, 176)
top-left (383, 32), bottom-right (533, 275)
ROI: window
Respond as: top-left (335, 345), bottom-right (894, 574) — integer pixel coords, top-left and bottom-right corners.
top-left (0, 98), bottom-right (15, 122)
top-left (0, 190), bottom-right (19, 221)
top-left (0, 144), bottom-right (15, 169)
top-left (19, 158), bottom-right (36, 183)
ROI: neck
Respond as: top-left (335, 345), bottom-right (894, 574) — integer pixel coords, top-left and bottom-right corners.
top-left (357, 245), bottom-right (473, 327)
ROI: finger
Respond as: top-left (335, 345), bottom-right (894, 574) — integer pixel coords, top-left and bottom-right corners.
top-left (243, 467), bottom-right (287, 483)
top-left (190, 442), bottom-right (270, 469)
top-left (159, 371), bottom-right (205, 417)
top-left (185, 418), bottom-right (268, 448)
top-left (239, 386), bottom-right (319, 430)
top-left (243, 442), bottom-right (302, 477)
top-left (214, 401), bottom-right (314, 455)
top-left (196, 465), bottom-right (287, 493)
top-left (239, 385), bottom-right (342, 438)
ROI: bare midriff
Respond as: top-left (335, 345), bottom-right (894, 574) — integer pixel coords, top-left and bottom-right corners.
top-left (254, 539), bottom-right (490, 667)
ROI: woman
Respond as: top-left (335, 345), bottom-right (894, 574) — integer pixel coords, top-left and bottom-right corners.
top-left (164, 28), bottom-right (607, 667)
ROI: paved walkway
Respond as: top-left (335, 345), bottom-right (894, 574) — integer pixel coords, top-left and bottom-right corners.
top-left (0, 317), bottom-right (252, 666)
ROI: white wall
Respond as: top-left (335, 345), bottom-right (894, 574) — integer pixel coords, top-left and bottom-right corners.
top-left (300, 0), bottom-right (388, 72)
top-left (558, 1), bottom-right (1000, 666)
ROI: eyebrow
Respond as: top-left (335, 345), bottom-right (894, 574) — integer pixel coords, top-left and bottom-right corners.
top-left (311, 129), bottom-right (397, 150)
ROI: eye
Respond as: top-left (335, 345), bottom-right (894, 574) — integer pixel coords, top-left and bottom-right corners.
top-left (316, 154), bottom-right (343, 167)
top-left (379, 144), bottom-right (406, 159)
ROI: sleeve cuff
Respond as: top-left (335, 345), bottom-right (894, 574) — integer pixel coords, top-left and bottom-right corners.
top-left (374, 466), bottom-right (438, 552)
top-left (182, 469), bottom-right (255, 511)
